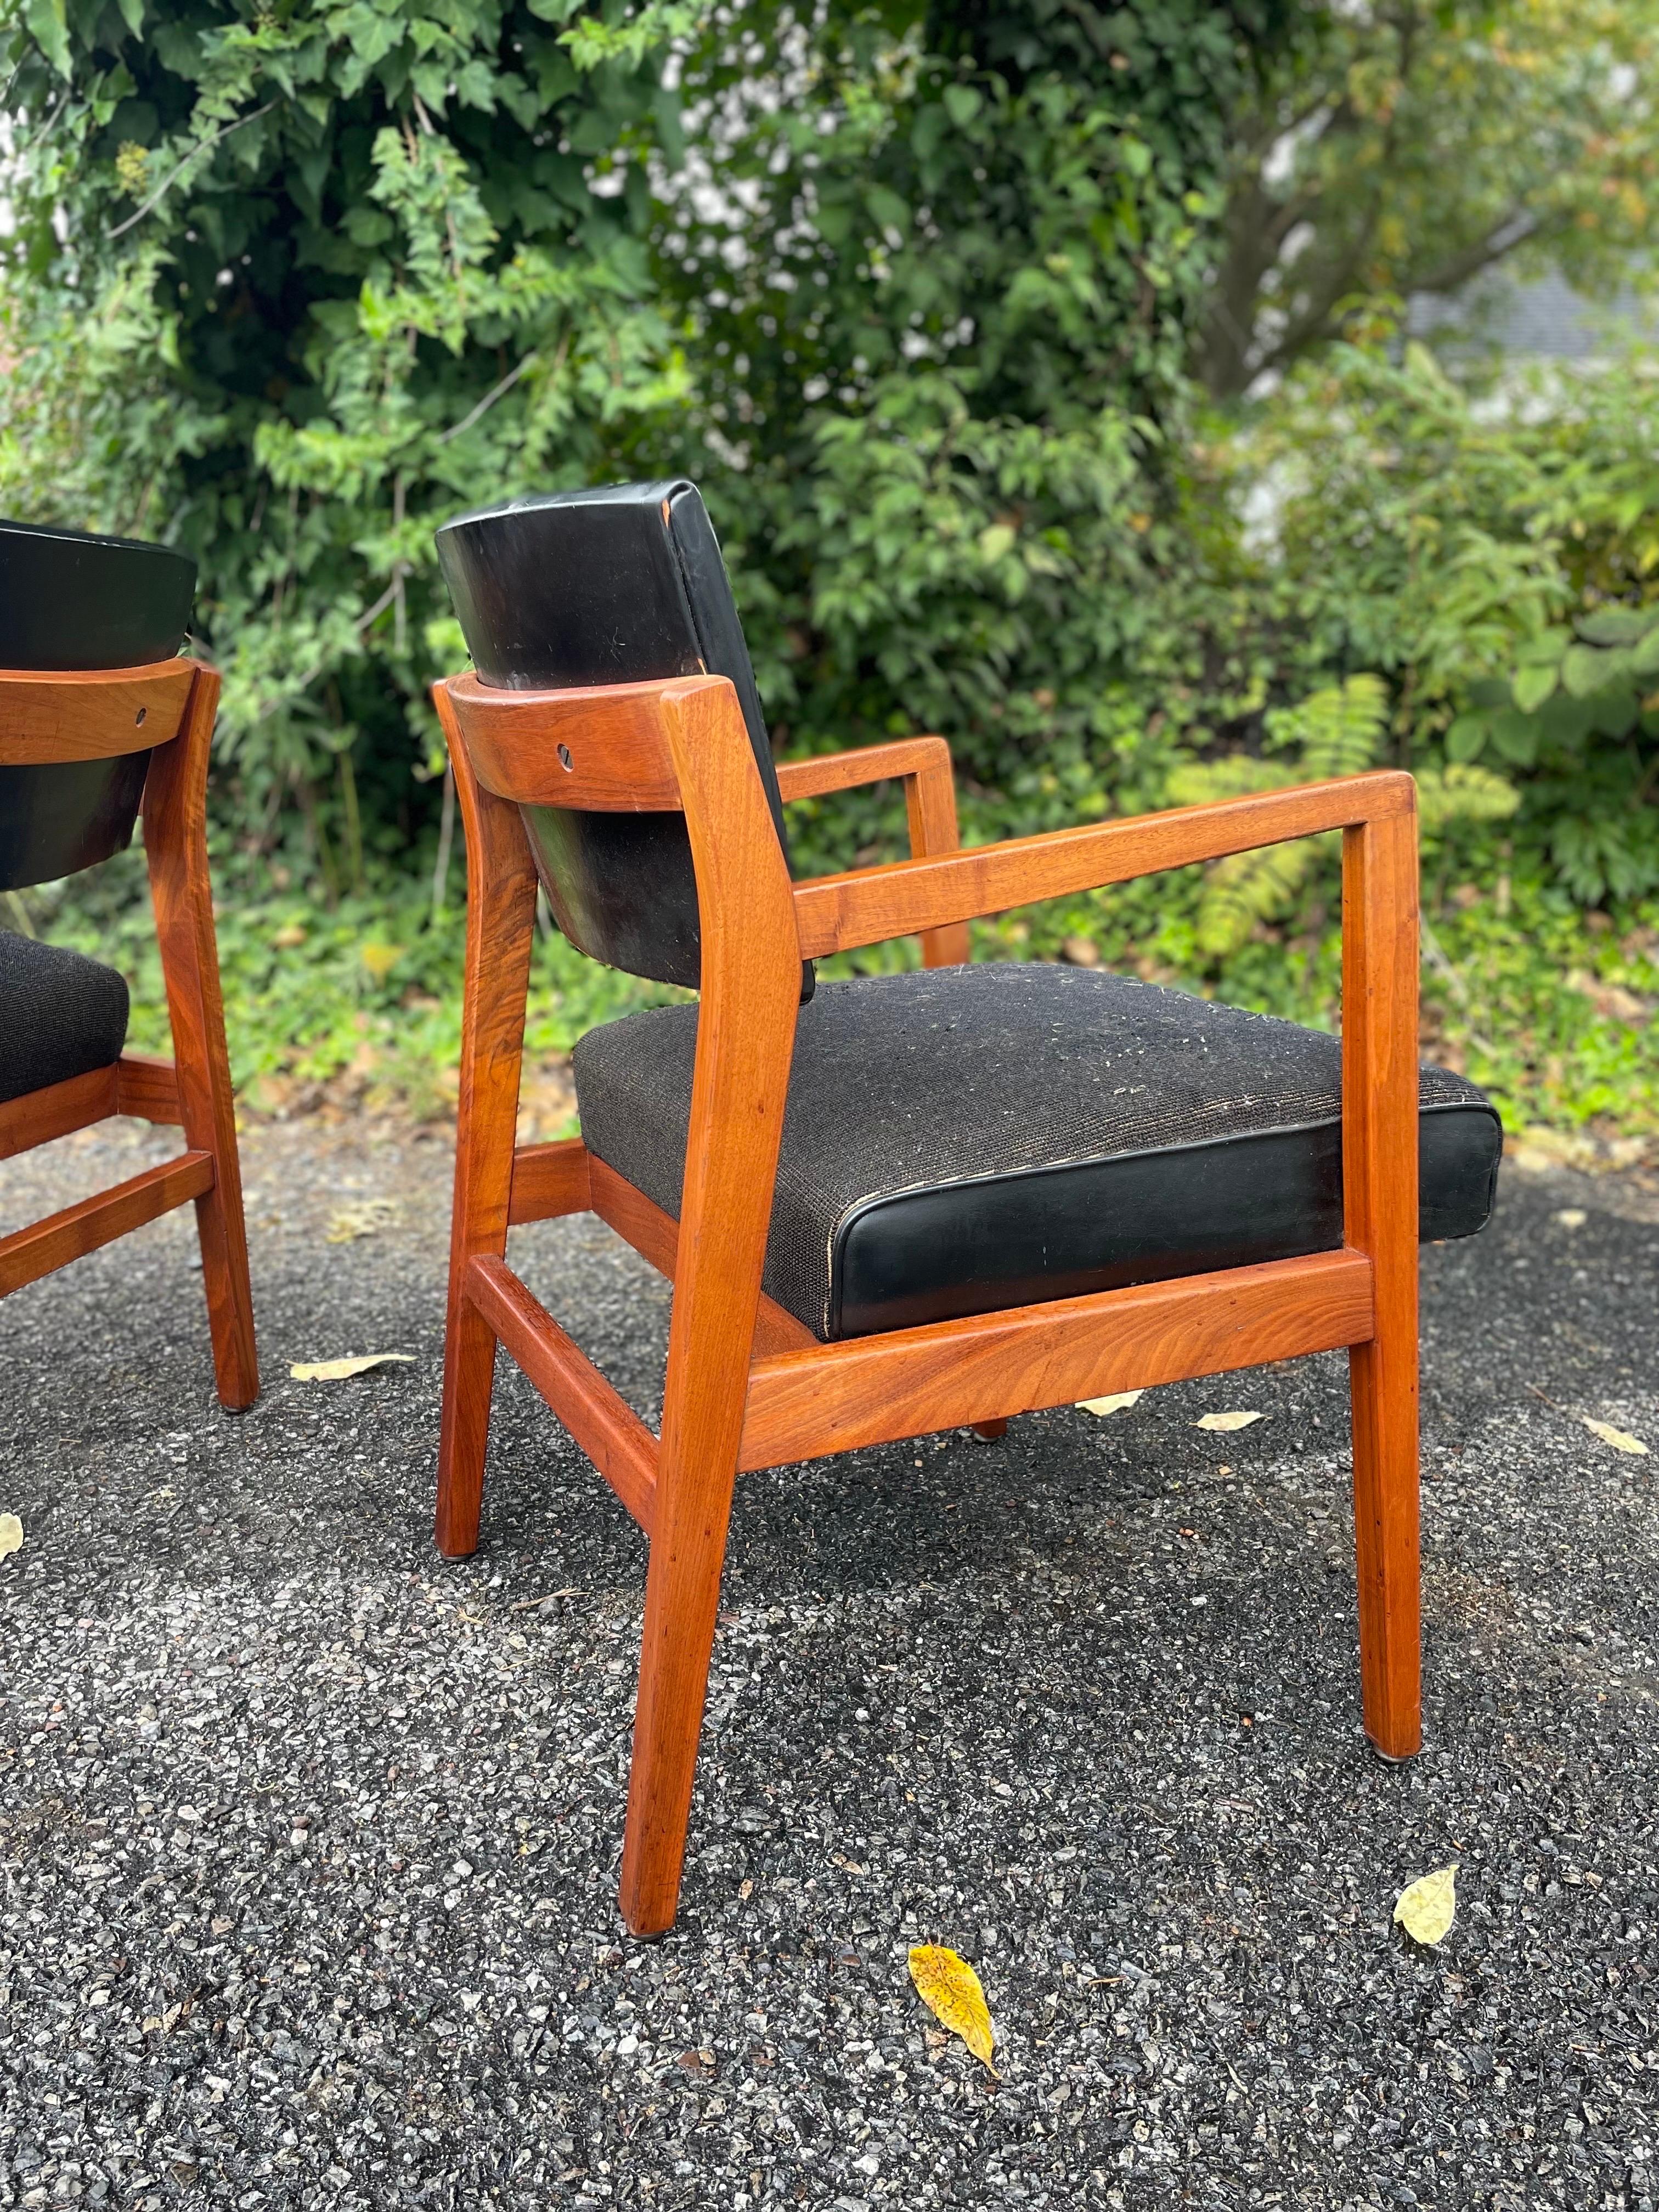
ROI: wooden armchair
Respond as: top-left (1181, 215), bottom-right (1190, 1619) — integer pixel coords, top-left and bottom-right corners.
top-left (0, 523), bottom-right (257, 1407)
top-left (430, 483), bottom-right (1500, 1936)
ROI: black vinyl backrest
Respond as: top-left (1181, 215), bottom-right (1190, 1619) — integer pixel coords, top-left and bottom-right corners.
top-left (435, 481), bottom-right (810, 997)
top-left (0, 519), bottom-right (197, 893)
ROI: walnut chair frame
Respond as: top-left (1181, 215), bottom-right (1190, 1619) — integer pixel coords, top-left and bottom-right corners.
top-left (0, 661), bottom-right (258, 1409)
top-left (433, 668), bottom-right (1420, 1937)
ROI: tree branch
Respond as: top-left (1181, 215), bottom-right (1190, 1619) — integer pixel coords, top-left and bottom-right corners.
top-left (107, 100), bottom-right (278, 241)
top-left (1412, 214), bottom-right (1551, 298)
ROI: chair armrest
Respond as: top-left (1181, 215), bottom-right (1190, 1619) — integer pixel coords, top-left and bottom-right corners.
top-left (791, 770), bottom-right (1415, 958)
top-left (778, 736), bottom-right (969, 967)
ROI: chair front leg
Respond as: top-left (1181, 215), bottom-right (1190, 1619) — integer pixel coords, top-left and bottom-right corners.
top-left (1342, 805), bottom-right (1421, 1757)
top-left (142, 667), bottom-right (258, 1410)
top-left (618, 679), bottom-right (804, 1936)
top-left (435, 707), bottom-right (539, 1558)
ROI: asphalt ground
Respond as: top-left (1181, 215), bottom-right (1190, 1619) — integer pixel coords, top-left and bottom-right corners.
top-left (2, 1116), bottom-right (1657, 2212)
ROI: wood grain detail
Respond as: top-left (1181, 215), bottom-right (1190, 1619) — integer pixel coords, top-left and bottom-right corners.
top-left (779, 735), bottom-right (969, 967)
top-left (467, 1254), bottom-right (658, 1533)
top-left (431, 679), bottom-right (541, 1556)
top-left (115, 1053), bottom-right (183, 1124)
top-left (509, 1137), bottom-right (592, 1223)
top-left (0, 1058), bottom-right (183, 1160)
top-left (0, 1150), bottom-right (213, 1297)
top-left (738, 1249), bottom-right (1376, 1471)
top-left (792, 772), bottom-right (1416, 958)
top-left (142, 663), bottom-right (260, 1409)
top-left (444, 670), bottom-right (687, 810)
top-left (586, 1155), bottom-right (815, 1358)
top-left (0, 661), bottom-right (195, 764)
top-left (1342, 804), bottom-right (1423, 1758)
top-left (617, 678), bottom-right (805, 1936)
top-left (0, 1065), bottom-right (117, 1160)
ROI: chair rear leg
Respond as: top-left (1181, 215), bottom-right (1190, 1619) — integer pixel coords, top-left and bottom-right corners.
top-left (433, 709), bottom-right (539, 1558)
top-left (143, 669), bottom-right (258, 1411)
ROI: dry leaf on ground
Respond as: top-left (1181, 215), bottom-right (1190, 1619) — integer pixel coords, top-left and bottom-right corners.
top-left (1078, 1390), bottom-right (1143, 1417)
top-left (290, 1354), bottom-right (415, 1383)
top-left (1553, 1209), bottom-right (1587, 1228)
top-left (324, 1199), bottom-right (399, 1244)
top-left (909, 1945), bottom-right (998, 2074)
top-left (1583, 1418), bottom-right (1649, 1457)
top-left (1196, 1410), bottom-right (1262, 1433)
top-left (1393, 1864), bottom-right (1458, 1946)
top-left (0, 1513), bottom-right (22, 1562)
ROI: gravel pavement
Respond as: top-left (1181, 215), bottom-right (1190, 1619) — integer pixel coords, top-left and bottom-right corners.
top-left (2, 1115), bottom-right (1657, 2212)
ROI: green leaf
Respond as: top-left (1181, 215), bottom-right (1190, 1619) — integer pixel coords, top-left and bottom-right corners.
top-left (115, 0), bottom-right (145, 40)
top-left (1514, 628), bottom-right (1570, 667)
top-left (1488, 709), bottom-right (1539, 768)
top-left (1511, 661), bottom-right (1557, 714)
top-left (942, 84), bottom-right (981, 128)
top-left (1588, 687), bottom-right (1640, 740)
top-left (1444, 714), bottom-right (1490, 764)
top-left (1561, 644), bottom-right (1613, 699)
top-left (1578, 607), bottom-right (1657, 647)
top-left (866, 185), bottom-right (909, 236)
top-left (24, 0), bottom-right (71, 76)
top-left (1630, 625), bottom-right (1659, 677)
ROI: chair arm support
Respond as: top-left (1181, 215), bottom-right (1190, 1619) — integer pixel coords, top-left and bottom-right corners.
top-left (780, 736), bottom-right (969, 967)
top-left (791, 770), bottom-right (1415, 958)
top-left (775, 735), bottom-right (955, 803)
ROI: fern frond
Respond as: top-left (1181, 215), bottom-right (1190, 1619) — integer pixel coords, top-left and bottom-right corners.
top-left (1414, 762), bottom-right (1520, 836)
top-left (1195, 842), bottom-right (1314, 958)
top-left (1264, 674), bottom-right (1389, 781)
top-left (1165, 755), bottom-right (1290, 809)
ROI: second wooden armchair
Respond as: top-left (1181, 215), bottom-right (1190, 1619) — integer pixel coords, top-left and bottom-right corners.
top-left (430, 483), bottom-right (1502, 1936)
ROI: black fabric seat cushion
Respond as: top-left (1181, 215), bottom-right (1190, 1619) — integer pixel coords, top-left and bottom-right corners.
top-left (0, 930), bottom-right (129, 1107)
top-left (573, 962), bottom-right (1503, 1341)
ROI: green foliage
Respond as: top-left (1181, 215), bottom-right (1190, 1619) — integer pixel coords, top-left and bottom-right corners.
top-left (1165, 674), bottom-right (1517, 956)
top-left (6, 0), bottom-right (1659, 1154)
top-left (1198, 0), bottom-right (1659, 398)
top-left (0, 0), bottom-right (693, 844)
top-left (1229, 334), bottom-right (1659, 907)
top-left (653, 0), bottom-right (1301, 806)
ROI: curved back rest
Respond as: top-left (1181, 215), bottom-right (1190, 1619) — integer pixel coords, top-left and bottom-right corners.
top-left (0, 520), bottom-right (197, 892)
top-left (435, 480), bottom-right (810, 996)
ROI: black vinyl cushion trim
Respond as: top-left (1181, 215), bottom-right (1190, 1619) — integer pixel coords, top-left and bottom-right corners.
top-left (831, 1104), bottom-right (1499, 1336)
top-left (0, 930), bottom-right (129, 1107)
top-left (571, 961), bottom-right (1503, 1341)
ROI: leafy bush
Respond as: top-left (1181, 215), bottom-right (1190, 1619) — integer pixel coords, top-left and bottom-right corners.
top-left (0, 0), bottom-right (695, 854)
top-left (1229, 336), bottom-right (1659, 906)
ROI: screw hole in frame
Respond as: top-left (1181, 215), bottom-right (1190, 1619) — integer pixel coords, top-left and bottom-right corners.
top-left (135, 707), bottom-right (147, 726)
top-left (557, 743), bottom-right (573, 772)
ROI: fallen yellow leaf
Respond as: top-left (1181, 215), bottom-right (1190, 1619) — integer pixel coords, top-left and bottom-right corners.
top-left (1078, 1390), bottom-right (1142, 1417)
top-left (289, 1354), bottom-right (415, 1383)
top-left (1393, 1864), bottom-right (1458, 1946)
top-left (1553, 1208), bottom-right (1587, 1228)
top-left (1196, 1410), bottom-right (1262, 1433)
top-left (359, 941), bottom-right (404, 981)
top-left (0, 1513), bottom-right (22, 1561)
top-left (1583, 1418), bottom-right (1648, 1457)
top-left (325, 1198), bottom-right (399, 1244)
top-left (909, 1945), bottom-right (998, 2074)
